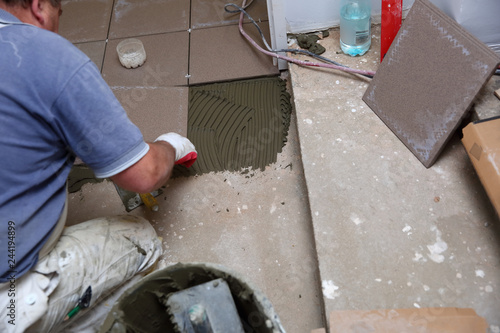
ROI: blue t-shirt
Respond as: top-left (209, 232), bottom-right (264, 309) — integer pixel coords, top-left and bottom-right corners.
top-left (0, 10), bottom-right (149, 282)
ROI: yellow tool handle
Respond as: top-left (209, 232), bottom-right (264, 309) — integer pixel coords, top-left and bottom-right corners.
top-left (139, 193), bottom-right (159, 212)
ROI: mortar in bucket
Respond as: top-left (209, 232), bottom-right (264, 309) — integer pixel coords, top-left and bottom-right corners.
top-left (99, 262), bottom-right (286, 333)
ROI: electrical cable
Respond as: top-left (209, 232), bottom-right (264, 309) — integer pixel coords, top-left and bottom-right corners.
top-left (224, 2), bottom-right (376, 78)
top-left (225, 2), bottom-right (273, 52)
top-left (275, 48), bottom-right (349, 68)
top-left (225, 2), bottom-right (346, 68)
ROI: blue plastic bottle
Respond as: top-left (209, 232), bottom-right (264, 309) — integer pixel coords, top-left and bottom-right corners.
top-left (340, 0), bottom-right (372, 56)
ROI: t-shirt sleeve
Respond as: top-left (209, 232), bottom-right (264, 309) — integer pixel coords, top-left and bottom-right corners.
top-left (52, 61), bottom-right (149, 178)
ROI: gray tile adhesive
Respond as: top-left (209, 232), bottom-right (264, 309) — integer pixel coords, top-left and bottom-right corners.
top-left (98, 263), bottom-right (286, 333)
top-left (363, 0), bottom-right (500, 168)
top-left (174, 77), bottom-right (292, 176)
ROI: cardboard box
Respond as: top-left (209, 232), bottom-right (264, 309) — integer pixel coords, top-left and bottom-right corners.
top-left (311, 308), bottom-right (487, 333)
top-left (462, 117), bottom-right (500, 216)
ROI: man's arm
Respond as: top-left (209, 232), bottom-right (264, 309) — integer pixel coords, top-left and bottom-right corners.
top-left (110, 141), bottom-right (175, 194)
top-left (110, 133), bottom-right (197, 193)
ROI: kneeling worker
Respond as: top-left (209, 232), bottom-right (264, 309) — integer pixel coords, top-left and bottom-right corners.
top-left (0, 0), bottom-right (197, 331)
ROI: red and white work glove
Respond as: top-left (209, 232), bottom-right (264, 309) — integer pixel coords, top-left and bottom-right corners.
top-left (154, 133), bottom-right (198, 168)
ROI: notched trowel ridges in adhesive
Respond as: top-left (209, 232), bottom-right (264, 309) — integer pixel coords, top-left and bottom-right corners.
top-left (190, 91), bottom-right (254, 172)
top-left (176, 77), bottom-right (292, 176)
top-left (190, 127), bottom-right (223, 171)
top-left (362, 0), bottom-right (500, 168)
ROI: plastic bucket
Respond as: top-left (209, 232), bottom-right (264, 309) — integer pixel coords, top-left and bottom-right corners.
top-left (99, 262), bottom-right (286, 333)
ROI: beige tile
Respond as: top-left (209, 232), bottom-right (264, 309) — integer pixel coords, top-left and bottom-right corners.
top-left (109, 0), bottom-right (190, 39)
top-left (102, 32), bottom-right (189, 87)
top-left (191, 0), bottom-right (268, 29)
top-left (111, 87), bottom-right (188, 141)
top-left (59, 0), bottom-right (114, 43)
top-left (189, 22), bottom-right (279, 85)
top-left (74, 41), bottom-right (106, 72)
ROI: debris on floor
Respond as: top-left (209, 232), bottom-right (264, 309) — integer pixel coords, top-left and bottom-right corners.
top-left (295, 33), bottom-right (327, 55)
top-left (68, 165), bottom-right (104, 193)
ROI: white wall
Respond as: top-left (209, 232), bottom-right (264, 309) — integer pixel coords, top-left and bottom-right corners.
top-left (430, 0), bottom-right (500, 51)
top-left (284, 0), bottom-right (415, 34)
top-left (282, 0), bottom-right (500, 54)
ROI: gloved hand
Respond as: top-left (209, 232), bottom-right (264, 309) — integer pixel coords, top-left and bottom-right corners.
top-left (154, 133), bottom-right (197, 168)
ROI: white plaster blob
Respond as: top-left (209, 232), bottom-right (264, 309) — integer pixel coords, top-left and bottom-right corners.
top-left (426, 226), bottom-right (448, 263)
top-left (412, 252), bottom-right (426, 262)
top-left (270, 203), bottom-right (277, 214)
top-left (322, 280), bottom-right (340, 300)
top-left (402, 224), bottom-right (412, 234)
top-left (350, 213), bottom-right (363, 225)
top-left (491, 325), bottom-right (500, 333)
top-left (475, 269), bottom-right (485, 278)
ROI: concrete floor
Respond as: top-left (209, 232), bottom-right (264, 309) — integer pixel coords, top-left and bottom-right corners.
top-left (60, 2), bottom-right (500, 331)
top-left (289, 26), bottom-right (500, 332)
top-left (66, 86), bottom-right (325, 332)
top-left (68, 119), bottom-right (326, 332)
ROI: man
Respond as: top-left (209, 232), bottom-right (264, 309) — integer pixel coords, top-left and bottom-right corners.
top-left (0, 0), bottom-right (197, 331)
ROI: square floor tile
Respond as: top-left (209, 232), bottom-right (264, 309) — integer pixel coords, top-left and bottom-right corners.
top-left (109, 0), bottom-right (190, 39)
top-left (112, 87), bottom-right (188, 141)
top-left (191, 0), bottom-right (268, 29)
top-left (102, 32), bottom-right (189, 87)
top-left (363, 0), bottom-right (500, 168)
top-left (74, 41), bottom-right (106, 72)
top-left (59, 0), bottom-right (114, 43)
top-left (189, 22), bottom-right (279, 85)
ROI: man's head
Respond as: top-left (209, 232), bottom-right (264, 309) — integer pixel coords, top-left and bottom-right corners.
top-left (0, 0), bottom-right (62, 33)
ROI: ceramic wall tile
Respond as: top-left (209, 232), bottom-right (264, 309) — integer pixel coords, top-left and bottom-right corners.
top-left (189, 22), bottom-right (279, 85)
top-left (363, 0), bottom-right (500, 168)
top-left (59, 0), bottom-right (114, 43)
top-left (109, 0), bottom-right (190, 39)
top-left (190, 0), bottom-right (268, 30)
top-left (74, 41), bottom-right (107, 72)
top-left (102, 32), bottom-right (189, 87)
top-left (112, 87), bottom-right (188, 141)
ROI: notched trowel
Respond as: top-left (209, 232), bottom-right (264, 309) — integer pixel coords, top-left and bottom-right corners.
top-left (114, 184), bottom-right (162, 212)
top-left (166, 278), bottom-right (245, 333)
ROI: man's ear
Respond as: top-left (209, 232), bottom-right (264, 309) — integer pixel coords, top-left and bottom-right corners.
top-left (30, 0), bottom-right (45, 26)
